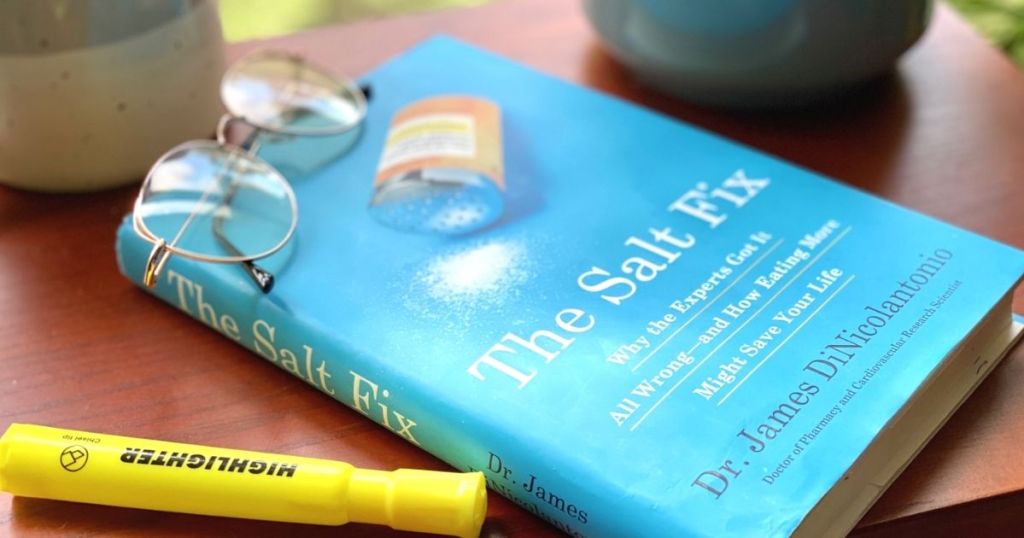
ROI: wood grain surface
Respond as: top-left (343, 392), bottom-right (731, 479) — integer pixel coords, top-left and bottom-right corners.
top-left (3, 1), bottom-right (1024, 536)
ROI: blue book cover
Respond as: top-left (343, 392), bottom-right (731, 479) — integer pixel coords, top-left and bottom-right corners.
top-left (116, 36), bottom-right (1024, 536)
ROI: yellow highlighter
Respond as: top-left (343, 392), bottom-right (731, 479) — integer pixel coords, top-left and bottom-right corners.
top-left (0, 423), bottom-right (486, 538)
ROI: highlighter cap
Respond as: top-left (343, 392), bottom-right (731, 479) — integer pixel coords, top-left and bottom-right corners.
top-left (347, 468), bottom-right (486, 538)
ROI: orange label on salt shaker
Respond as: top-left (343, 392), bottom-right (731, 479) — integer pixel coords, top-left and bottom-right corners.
top-left (375, 96), bottom-right (504, 189)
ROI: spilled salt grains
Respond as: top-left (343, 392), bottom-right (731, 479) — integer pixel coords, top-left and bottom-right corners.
top-left (418, 239), bottom-right (529, 307)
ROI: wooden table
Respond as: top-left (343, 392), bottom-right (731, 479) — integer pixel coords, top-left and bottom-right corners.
top-left (3, 1), bottom-right (1024, 536)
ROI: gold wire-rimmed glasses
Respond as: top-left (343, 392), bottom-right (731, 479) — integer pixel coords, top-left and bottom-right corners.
top-left (132, 50), bottom-right (367, 293)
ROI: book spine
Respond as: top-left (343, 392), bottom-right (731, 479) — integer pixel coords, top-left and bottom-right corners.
top-left (115, 224), bottom-right (651, 538)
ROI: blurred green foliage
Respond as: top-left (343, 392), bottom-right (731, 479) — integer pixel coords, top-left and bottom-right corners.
top-left (219, 0), bottom-right (489, 42)
top-left (948, 0), bottom-right (1024, 66)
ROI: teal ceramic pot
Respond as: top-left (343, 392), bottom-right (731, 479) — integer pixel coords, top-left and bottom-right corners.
top-left (584, 0), bottom-right (933, 106)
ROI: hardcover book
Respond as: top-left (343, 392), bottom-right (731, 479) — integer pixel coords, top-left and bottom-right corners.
top-left (116, 36), bottom-right (1024, 537)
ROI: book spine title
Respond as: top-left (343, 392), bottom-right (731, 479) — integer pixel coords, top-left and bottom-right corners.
top-left (160, 267), bottom-right (422, 446)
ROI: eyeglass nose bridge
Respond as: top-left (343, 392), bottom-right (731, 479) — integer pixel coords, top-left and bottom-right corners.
top-left (216, 114), bottom-right (264, 156)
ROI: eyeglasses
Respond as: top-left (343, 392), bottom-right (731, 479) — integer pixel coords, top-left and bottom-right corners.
top-left (132, 50), bottom-right (367, 293)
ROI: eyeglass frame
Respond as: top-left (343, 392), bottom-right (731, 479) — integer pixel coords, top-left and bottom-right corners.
top-left (131, 50), bottom-right (369, 294)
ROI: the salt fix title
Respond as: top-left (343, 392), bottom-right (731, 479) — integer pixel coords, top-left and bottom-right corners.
top-left (467, 170), bottom-right (770, 388)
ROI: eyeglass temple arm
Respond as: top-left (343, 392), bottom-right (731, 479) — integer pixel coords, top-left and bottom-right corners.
top-left (143, 239), bottom-right (172, 288)
top-left (210, 127), bottom-right (276, 294)
top-left (212, 215), bottom-right (275, 293)
top-left (208, 83), bottom-right (373, 294)
top-left (216, 238), bottom-right (275, 293)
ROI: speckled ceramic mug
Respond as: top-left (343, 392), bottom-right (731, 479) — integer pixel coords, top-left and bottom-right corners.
top-left (0, 0), bottom-right (225, 192)
top-left (584, 0), bottom-right (933, 107)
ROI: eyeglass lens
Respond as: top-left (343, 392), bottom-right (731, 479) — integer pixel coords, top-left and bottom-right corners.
top-left (221, 51), bottom-right (366, 135)
top-left (135, 141), bottom-right (295, 262)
